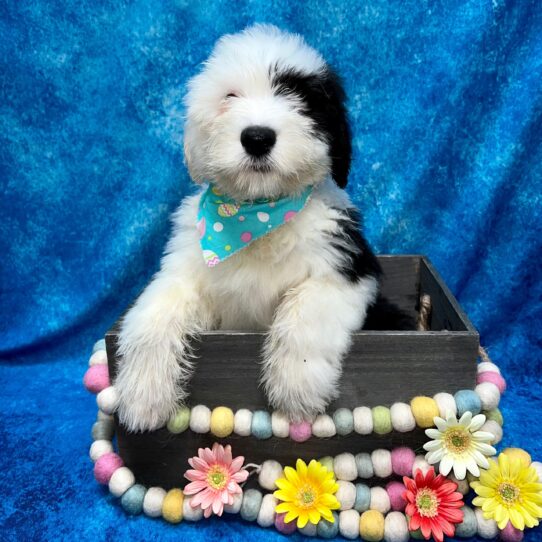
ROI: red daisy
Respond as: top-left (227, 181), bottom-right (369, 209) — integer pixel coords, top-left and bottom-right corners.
top-left (403, 467), bottom-right (464, 542)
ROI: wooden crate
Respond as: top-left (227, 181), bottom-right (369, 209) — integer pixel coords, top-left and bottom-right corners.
top-left (106, 255), bottom-right (478, 489)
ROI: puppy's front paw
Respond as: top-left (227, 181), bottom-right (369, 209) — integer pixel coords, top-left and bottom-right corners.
top-left (114, 347), bottom-right (184, 433)
top-left (261, 356), bottom-right (341, 422)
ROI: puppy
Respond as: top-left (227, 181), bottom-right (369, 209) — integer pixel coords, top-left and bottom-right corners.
top-left (116, 24), bottom-right (395, 432)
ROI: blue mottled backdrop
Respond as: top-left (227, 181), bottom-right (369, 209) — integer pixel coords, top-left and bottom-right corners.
top-left (1, 1), bottom-right (541, 540)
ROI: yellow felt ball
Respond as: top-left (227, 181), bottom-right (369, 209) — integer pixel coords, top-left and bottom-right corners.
top-left (162, 489), bottom-right (184, 523)
top-left (359, 510), bottom-right (385, 541)
top-left (502, 448), bottom-right (532, 467)
top-left (210, 406), bottom-right (235, 438)
top-left (410, 396), bottom-right (440, 428)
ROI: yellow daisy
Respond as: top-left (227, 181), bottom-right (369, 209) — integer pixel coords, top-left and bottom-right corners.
top-left (471, 452), bottom-right (542, 531)
top-left (273, 458), bottom-right (340, 528)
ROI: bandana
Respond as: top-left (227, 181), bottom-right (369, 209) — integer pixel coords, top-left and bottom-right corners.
top-left (197, 183), bottom-right (313, 267)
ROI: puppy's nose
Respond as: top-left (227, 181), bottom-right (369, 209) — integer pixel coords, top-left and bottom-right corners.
top-left (241, 126), bottom-right (276, 157)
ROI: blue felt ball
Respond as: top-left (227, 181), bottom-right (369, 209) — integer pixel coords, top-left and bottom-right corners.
top-left (121, 484), bottom-right (146, 515)
top-left (317, 511), bottom-right (339, 538)
top-left (92, 339), bottom-right (106, 353)
top-left (240, 489), bottom-right (263, 522)
top-left (354, 484), bottom-right (371, 512)
top-left (455, 506), bottom-right (477, 537)
top-left (251, 411), bottom-right (272, 439)
top-left (454, 389), bottom-right (482, 416)
top-left (333, 408), bottom-right (354, 436)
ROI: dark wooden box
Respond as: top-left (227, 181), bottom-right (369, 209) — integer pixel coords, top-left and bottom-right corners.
top-left (106, 255), bottom-right (479, 489)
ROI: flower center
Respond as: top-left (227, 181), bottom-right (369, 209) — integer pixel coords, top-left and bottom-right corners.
top-left (415, 488), bottom-right (439, 517)
top-left (296, 485), bottom-right (316, 509)
top-left (498, 482), bottom-right (520, 505)
top-left (207, 466), bottom-right (228, 490)
top-left (444, 428), bottom-right (471, 453)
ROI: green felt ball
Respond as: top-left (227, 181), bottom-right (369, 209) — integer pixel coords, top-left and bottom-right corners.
top-left (455, 506), bottom-right (477, 537)
top-left (485, 407), bottom-right (503, 426)
top-left (121, 484), bottom-right (146, 515)
top-left (91, 420), bottom-right (114, 441)
top-left (317, 511), bottom-right (339, 538)
top-left (333, 408), bottom-right (354, 436)
top-left (167, 407), bottom-right (191, 434)
top-left (240, 489), bottom-right (262, 522)
top-left (372, 406), bottom-right (392, 434)
top-left (319, 456), bottom-right (334, 474)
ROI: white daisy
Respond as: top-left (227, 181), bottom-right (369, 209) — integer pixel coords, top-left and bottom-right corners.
top-left (423, 411), bottom-right (496, 480)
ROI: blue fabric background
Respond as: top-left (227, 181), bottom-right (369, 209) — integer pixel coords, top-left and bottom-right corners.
top-left (1, 1), bottom-right (541, 540)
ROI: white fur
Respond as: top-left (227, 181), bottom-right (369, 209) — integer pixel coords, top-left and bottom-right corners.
top-left (115, 25), bottom-right (379, 431)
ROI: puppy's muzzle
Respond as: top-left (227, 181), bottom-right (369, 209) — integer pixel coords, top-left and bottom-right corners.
top-left (241, 125), bottom-right (276, 157)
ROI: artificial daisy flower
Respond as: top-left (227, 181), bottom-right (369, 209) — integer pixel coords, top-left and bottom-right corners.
top-left (424, 411), bottom-right (496, 479)
top-left (471, 452), bottom-right (542, 530)
top-left (183, 442), bottom-right (249, 518)
top-left (403, 467), bottom-right (464, 542)
top-left (273, 458), bottom-right (340, 528)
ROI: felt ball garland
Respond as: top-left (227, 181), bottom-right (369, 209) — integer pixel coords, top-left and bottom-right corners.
top-left (83, 339), bottom-right (531, 542)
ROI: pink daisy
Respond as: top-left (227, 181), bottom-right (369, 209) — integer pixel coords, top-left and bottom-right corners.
top-left (183, 442), bottom-right (249, 518)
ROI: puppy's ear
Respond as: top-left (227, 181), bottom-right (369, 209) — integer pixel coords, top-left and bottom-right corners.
top-left (322, 69), bottom-right (352, 189)
top-left (183, 119), bottom-right (206, 184)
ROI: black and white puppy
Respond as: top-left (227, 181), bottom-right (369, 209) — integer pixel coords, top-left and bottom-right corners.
top-left (116, 25), bottom-right (406, 432)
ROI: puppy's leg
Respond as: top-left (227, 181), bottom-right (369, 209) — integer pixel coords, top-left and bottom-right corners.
top-left (115, 267), bottom-right (209, 432)
top-left (261, 275), bottom-right (378, 421)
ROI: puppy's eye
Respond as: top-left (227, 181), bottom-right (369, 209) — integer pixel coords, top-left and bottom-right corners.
top-left (225, 93), bottom-right (238, 98)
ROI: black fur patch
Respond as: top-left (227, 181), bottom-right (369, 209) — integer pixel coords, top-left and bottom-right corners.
top-left (329, 208), bottom-right (382, 282)
top-left (363, 295), bottom-right (417, 330)
top-left (272, 66), bottom-right (352, 188)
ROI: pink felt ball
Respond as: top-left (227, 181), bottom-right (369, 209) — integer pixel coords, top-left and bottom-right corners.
top-left (391, 447), bottom-right (416, 476)
top-left (275, 512), bottom-right (297, 535)
top-left (477, 371), bottom-right (507, 393)
top-left (94, 452), bottom-right (124, 484)
top-left (83, 364), bottom-right (110, 394)
top-left (289, 421), bottom-right (312, 442)
top-left (386, 481), bottom-right (407, 511)
top-left (500, 523), bottom-right (524, 542)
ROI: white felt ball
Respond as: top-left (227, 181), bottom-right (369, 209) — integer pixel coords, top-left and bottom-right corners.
top-left (312, 414), bottom-right (336, 437)
top-left (109, 466), bottom-right (135, 497)
top-left (224, 492), bottom-right (243, 513)
top-left (353, 406), bottom-right (373, 434)
top-left (97, 410), bottom-right (113, 422)
top-left (183, 496), bottom-right (203, 521)
top-left (257, 494), bottom-right (277, 527)
top-left (370, 486), bottom-right (390, 513)
top-left (234, 409), bottom-right (252, 436)
top-left (299, 522), bottom-right (317, 536)
top-left (143, 487), bottom-right (166, 517)
top-left (475, 382), bottom-right (501, 410)
top-left (384, 511), bottom-right (409, 542)
top-left (531, 461), bottom-right (542, 481)
top-left (258, 460), bottom-right (283, 491)
top-left (334, 453), bottom-right (357, 481)
top-left (433, 392), bottom-right (458, 418)
top-left (89, 349), bottom-right (108, 366)
top-left (336, 480), bottom-right (356, 511)
top-left (271, 411), bottom-right (290, 438)
top-left (89, 439), bottom-right (113, 462)
top-left (189, 405), bottom-right (211, 433)
top-left (474, 508), bottom-right (498, 539)
top-left (477, 361), bottom-right (501, 374)
top-left (390, 402), bottom-right (416, 432)
top-left (96, 386), bottom-right (119, 415)
top-left (412, 455), bottom-right (431, 475)
top-left (481, 420), bottom-right (503, 444)
top-left (372, 449), bottom-right (393, 478)
top-left (449, 474), bottom-right (470, 495)
top-left (339, 509), bottom-right (360, 539)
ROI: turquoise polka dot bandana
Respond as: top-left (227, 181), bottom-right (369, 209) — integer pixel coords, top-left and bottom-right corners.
top-left (197, 183), bottom-right (314, 267)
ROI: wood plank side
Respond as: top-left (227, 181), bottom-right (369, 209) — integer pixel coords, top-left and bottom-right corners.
top-left (115, 425), bottom-right (429, 489)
